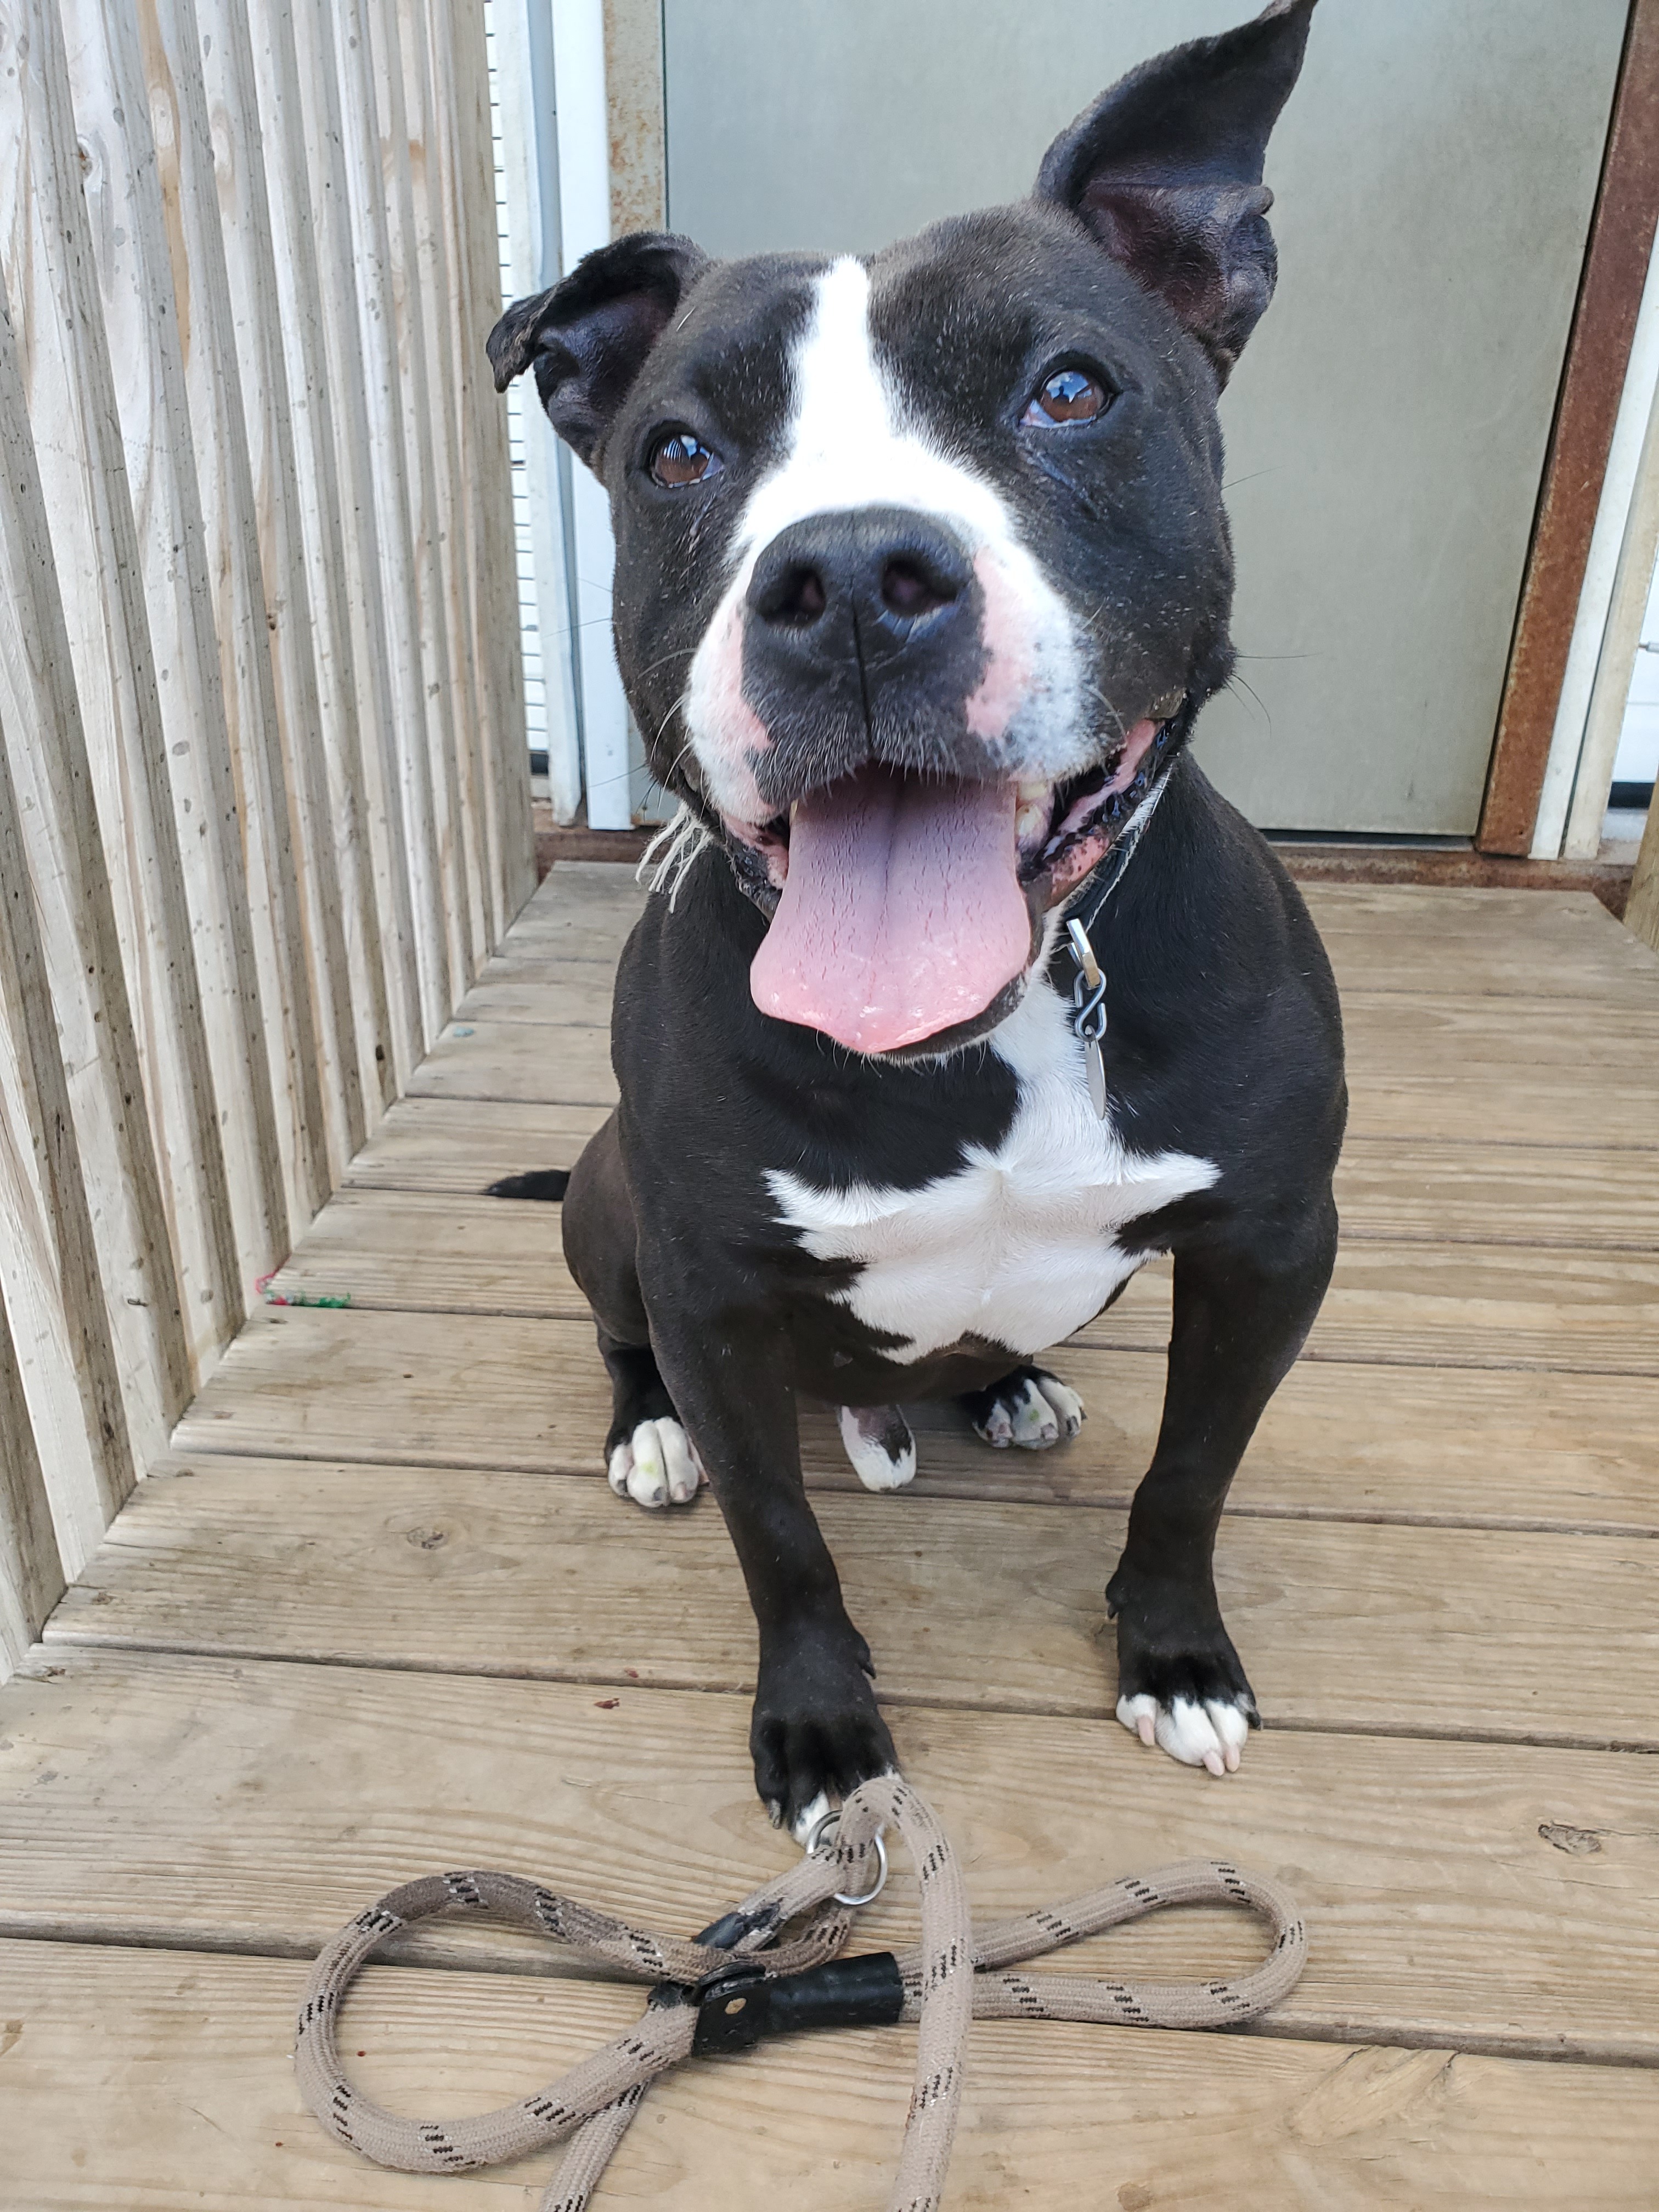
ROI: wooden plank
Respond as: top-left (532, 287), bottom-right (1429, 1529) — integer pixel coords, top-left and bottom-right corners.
top-left (195, 0), bottom-right (374, 1176)
top-left (329, 0), bottom-right (452, 1040)
top-left (135, 0), bottom-right (331, 1241)
top-left (0, 691), bottom-right (135, 1573)
top-left (5, 1649), bottom-right (1659, 2060)
top-left (393, 0), bottom-right (492, 980)
top-left (1301, 882), bottom-right (1659, 998)
top-left (51, 1453), bottom-right (1659, 1748)
top-left (0, 273), bottom-right (189, 1463)
top-left (0, 1291), bottom-right (60, 1676)
top-left (407, 1005), bottom-right (1659, 1147)
top-left (0, 0), bottom-right (242, 1378)
top-left (270, 1189), bottom-right (1659, 1379)
top-left (240, 0), bottom-right (398, 1118)
top-left (1336, 1135), bottom-right (1659, 1249)
top-left (1630, 782), bottom-right (1659, 951)
top-left (2, 1939), bottom-right (1651, 2210)
top-left (366, 0), bottom-right (478, 998)
top-left (1477, 0), bottom-right (1659, 854)
top-left (406, 1017), bottom-right (617, 1104)
top-left (282, 0), bottom-right (425, 1086)
top-left (343, 1096), bottom-right (611, 1193)
top-left (166, 1304), bottom-right (1659, 1532)
top-left (447, 0), bottom-right (535, 937)
top-left (342, 1099), bottom-right (1659, 1251)
top-left (63, 0), bottom-right (291, 1291)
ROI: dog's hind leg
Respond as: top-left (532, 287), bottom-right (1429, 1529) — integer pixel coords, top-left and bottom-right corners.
top-left (561, 1113), bottom-right (705, 1510)
top-left (961, 1364), bottom-right (1085, 1450)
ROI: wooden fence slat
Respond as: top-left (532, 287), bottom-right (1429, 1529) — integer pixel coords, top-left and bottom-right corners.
top-left (394, 0), bottom-right (492, 976)
top-left (447, 0), bottom-right (535, 935)
top-left (240, 0), bottom-right (402, 1119)
top-left (60, 0), bottom-right (289, 1294)
top-left (0, 1288), bottom-right (61, 1680)
top-left (281, 0), bottom-right (429, 1083)
top-left (0, 0), bottom-right (242, 1382)
top-left (0, 276), bottom-right (190, 1469)
top-left (326, 0), bottom-right (453, 1041)
top-left (134, 0), bottom-right (330, 1237)
top-left (186, 0), bottom-right (376, 1182)
top-left (368, 0), bottom-right (481, 997)
top-left (0, 693), bottom-right (135, 1575)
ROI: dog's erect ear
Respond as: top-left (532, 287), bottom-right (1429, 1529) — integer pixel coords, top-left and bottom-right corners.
top-left (487, 232), bottom-right (709, 469)
top-left (1035, 0), bottom-right (1315, 383)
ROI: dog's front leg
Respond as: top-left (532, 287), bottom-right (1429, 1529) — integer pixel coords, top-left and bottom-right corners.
top-left (1108, 1196), bottom-right (1338, 1776)
top-left (644, 1298), bottom-right (896, 1832)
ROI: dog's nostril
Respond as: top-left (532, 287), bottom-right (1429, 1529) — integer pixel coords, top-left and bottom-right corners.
top-left (758, 563), bottom-right (828, 627)
top-left (880, 556), bottom-right (956, 619)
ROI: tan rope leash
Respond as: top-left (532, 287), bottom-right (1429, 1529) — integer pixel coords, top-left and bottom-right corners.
top-left (295, 1774), bottom-right (1306, 2211)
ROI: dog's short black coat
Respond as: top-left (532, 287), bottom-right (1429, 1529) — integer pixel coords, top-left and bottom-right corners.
top-left (489, 0), bottom-right (1345, 1823)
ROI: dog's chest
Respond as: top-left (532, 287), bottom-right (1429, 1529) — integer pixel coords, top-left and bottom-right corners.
top-left (766, 984), bottom-right (1217, 1363)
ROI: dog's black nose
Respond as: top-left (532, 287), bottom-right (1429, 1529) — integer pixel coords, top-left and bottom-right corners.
top-left (747, 507), bottom-right (972, 646)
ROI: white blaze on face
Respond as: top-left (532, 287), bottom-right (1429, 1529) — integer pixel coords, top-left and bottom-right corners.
top-left (684, 256), bottom-right (1087, 822)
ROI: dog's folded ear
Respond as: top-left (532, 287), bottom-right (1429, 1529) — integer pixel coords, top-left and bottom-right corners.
top-left (487, 232), bottom-right (710, 469)
top-left (1035, 0), bottom-right (1314, 384)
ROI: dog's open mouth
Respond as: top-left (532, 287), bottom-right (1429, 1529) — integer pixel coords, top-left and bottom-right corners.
top-left (729, 715), bottom-right (1167, 1054)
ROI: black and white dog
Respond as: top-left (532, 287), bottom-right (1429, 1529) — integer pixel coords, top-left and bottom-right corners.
top-left (489, 0), bottom-right (1344, 1833)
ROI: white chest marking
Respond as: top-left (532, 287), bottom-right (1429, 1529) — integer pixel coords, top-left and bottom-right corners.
top-left (767, 980), bottom-right (1217, 1363)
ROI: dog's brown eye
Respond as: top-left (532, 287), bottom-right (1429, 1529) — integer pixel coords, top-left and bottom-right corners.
top-left (649, 430), bottom-right (720, 487)
top-left (1022, 368), bottom-right (1107, 426)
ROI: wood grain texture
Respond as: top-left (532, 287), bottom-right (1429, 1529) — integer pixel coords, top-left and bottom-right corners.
top-left (136, 0), bottom-right (330, 1243)
top-left (196, 0), bottom-right (375, 1175)
top-left (408, 991), bottom-right (1659, 1147)
top-left (0, 273), bottom-right (189, 1460)
top-left (167, 1304), bottom-right (1659, 1532)
top-left (4, 1937), bottom-right (1654, 2210)
top-left (0, 0), bottom-right (243, 1377)
top-left (1302, 882), bottom-right (1659, 997)
top-left (0, 1290), bottom-right (60, 1673)
top-left (64, 0), bottom-right (290, 1289)
top-left (344, 1096), bottom-right (611, 1193)
top-left (284, 0), bottom-right (425, 1084)
top-left (5, 1648), bottom-right (1658, 2059)
top-left (341, 1098), bottom-right (1659, 1250)
top-left (269, 1188), bottom-right (1659, 1377)
top-left (0, 684), bottom-right (135, 1572)
top-left (49, 1456), bottom-right (1659, 1749)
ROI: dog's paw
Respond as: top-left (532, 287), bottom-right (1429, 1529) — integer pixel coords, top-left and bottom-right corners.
top-left (1115, 1690), bottom-right (1256, 1776)
top-left (606, 1418), bottom-right (706, 1509)
top-left (837, 1403), bottom-right (916, 1492)
top-left (752, 1622), bottom-right (896, 1832)
top-left (1107, 1558), bottom-right (1259, 1778)
top-left (964, 1365), bottom-right (1085, 1451)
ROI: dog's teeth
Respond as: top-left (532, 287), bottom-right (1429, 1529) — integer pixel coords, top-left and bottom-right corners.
top-left (1015, 801), bottom-right (1047, 840)
top-left (1015, 780), bottom-right (1050, 804)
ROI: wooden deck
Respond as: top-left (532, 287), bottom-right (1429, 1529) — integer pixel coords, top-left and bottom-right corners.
top-left (3, 865), bottom-right (1658, 2207)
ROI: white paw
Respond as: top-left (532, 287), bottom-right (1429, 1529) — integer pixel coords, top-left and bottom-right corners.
top-left (973, 1372), bottom-right (1085, 1451)
top-left (607, 1419), bottom-right (706, 1510)
top-left (1116, 1692), bottom-right (1251, 1778)
top-left (837, 1404), bottom-right (916, 1492)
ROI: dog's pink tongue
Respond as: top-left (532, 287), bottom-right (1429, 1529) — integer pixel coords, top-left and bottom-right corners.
top-left (751, 767), bottom-right (1029, 1052)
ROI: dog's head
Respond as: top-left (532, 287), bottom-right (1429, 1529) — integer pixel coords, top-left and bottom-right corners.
top-left (490, 1), bottom-right (1314, 1056)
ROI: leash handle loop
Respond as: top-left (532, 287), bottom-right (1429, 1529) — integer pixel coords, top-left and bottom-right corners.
top-left (295, 1779), bottom-right (1305, 2212)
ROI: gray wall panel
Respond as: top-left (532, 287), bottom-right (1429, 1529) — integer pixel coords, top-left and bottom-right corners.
top-left (664, 1), bottom-right (1626, 832)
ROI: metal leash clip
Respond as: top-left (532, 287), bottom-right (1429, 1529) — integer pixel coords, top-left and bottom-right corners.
top-left (1065, 917), bottom-right (1110, 1119)
top-left (805, 1805), bottom-right (890, 1908)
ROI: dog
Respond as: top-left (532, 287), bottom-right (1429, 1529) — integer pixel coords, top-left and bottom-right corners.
top-left (488, 0), bottom-right (1345, 1835)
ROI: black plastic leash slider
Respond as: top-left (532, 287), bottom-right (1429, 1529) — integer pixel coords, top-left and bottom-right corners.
top-left (689, 1952), bottom-right (906, 2056)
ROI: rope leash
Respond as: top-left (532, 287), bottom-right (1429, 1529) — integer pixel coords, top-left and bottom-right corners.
top-left (295, 1774), bottom-right (1306, 2210)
